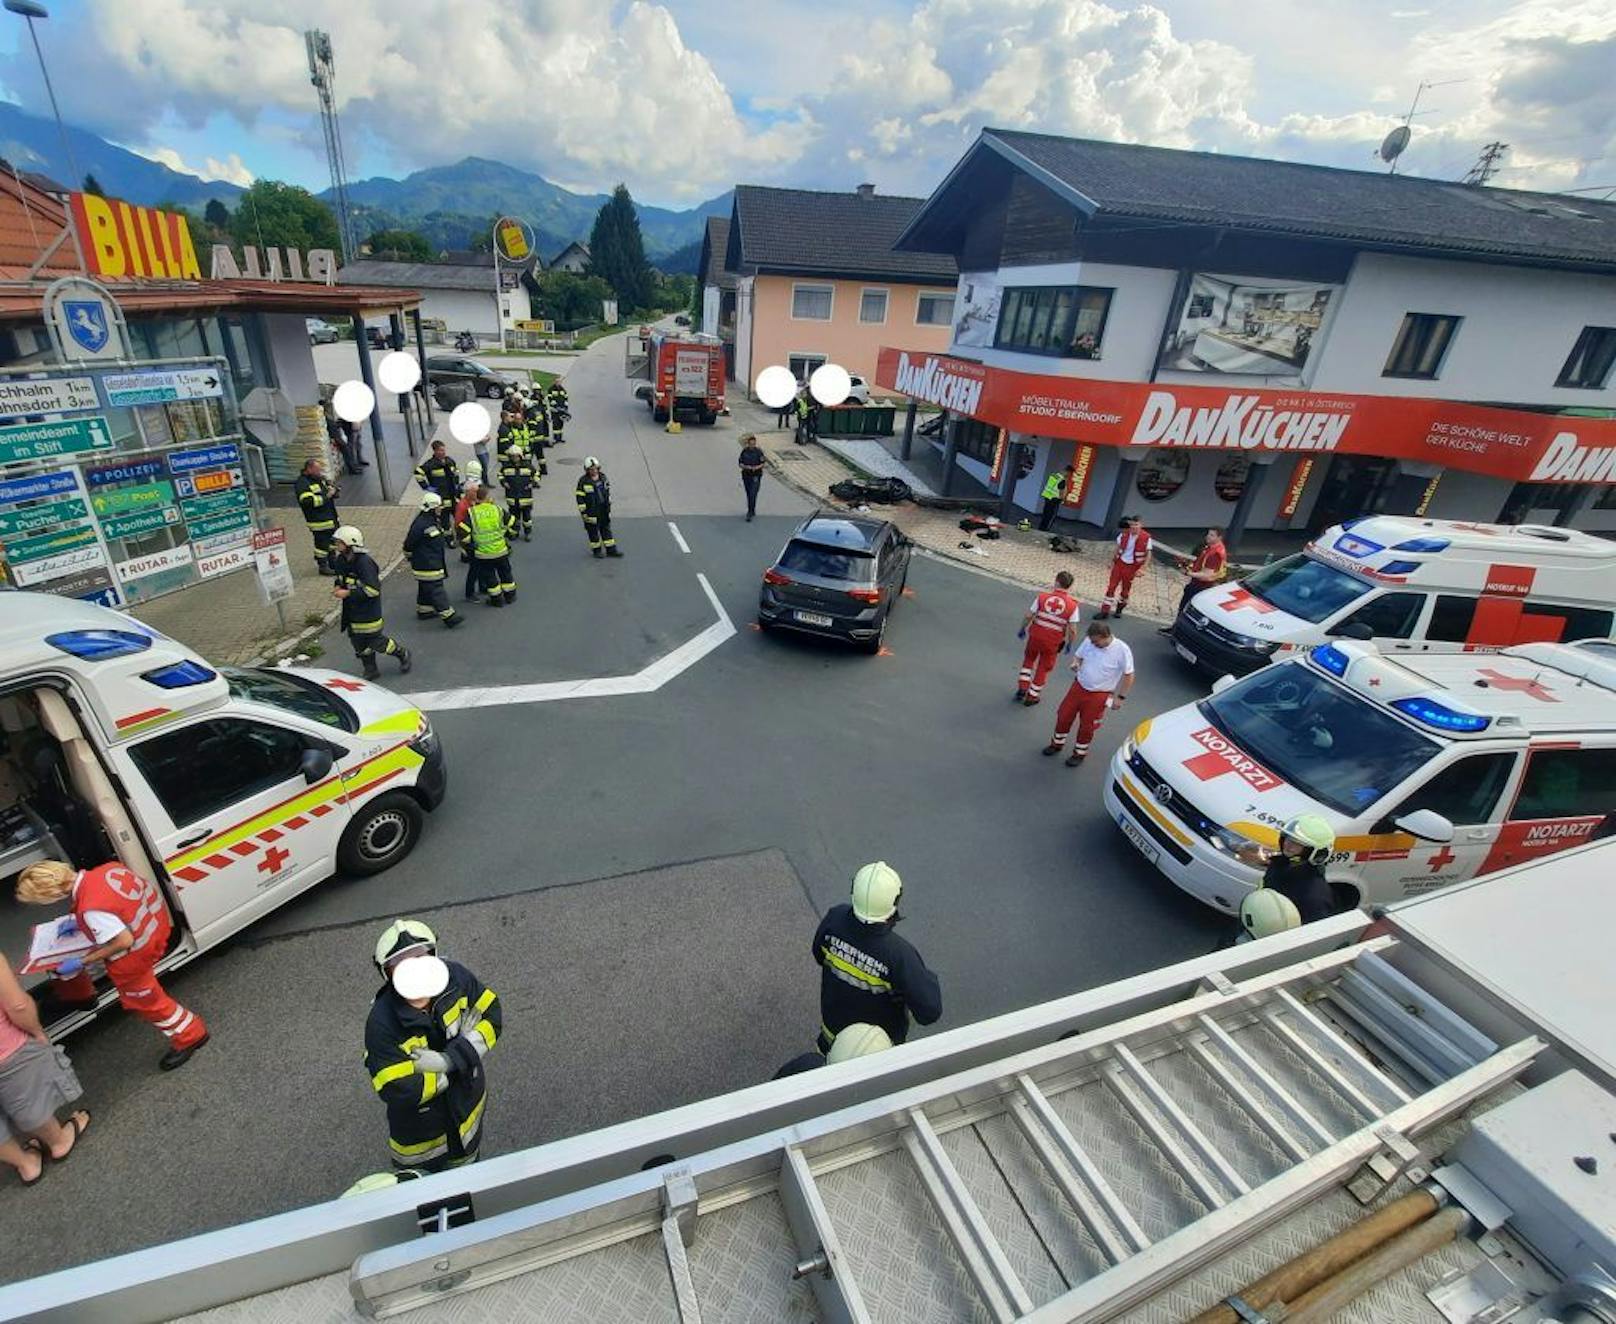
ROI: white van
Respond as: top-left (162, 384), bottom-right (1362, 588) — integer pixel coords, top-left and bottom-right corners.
top-left (1105, 637), bottom-right (1616, 914)
top-left (0, 593), bottom-right (445, 1035)
top-left (1168, 517), bottom-right (1616, 678)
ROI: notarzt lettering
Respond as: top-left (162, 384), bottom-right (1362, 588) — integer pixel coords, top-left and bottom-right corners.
top-left (1182, 726), bottom-right (1283, 791)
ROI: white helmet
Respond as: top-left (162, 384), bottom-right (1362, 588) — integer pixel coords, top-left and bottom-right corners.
top-left (420, 492), bottom-right (443, 510)
top-left (584, 455), bottom-right (601, 469)
top-left (1239, 889), bottom-right (1302, 939)
top-left (826, 1023), bottom-right (892, 1064)
top-left (373, 918), bottom-right (437, 973)
top-left (851, 861), bottom-right (902, 923)
top-left (332, 524), bottom-right (364, 550)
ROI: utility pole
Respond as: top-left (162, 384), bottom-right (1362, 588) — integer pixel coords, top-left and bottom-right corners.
top-left (306, 29), bottom-right (357, 262)
top-left (1461, 142), bottom-right (1509, 187)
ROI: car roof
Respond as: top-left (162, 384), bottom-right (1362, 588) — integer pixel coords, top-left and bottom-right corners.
top-left (793, 513), bottom-right (889, 551)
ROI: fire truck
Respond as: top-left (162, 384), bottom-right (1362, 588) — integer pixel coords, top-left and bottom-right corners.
top-left (627, 327), bottom-right (725, 425)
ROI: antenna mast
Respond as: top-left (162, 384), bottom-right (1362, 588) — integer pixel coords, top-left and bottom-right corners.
top-left (1461, 141), bottom-right (1509, 186)
top-left (306, 29), bottom-right (357, 263)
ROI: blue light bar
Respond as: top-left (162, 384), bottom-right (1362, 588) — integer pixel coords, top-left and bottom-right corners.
top-left (141, 660), bottom-right (217, 689)
top-left (1392, 537), bottom-right (1450, 553)
top-left (1333, 532), bottom-right (1384, 559)
top-left (1311, 643), bottom-right (1351, 677)
top-left (1379, 560), bottom-right (1422, 577)
top-left (1391, 696), bottom-right (1491, 733)
top-left (45, 630), bottom-right (153, 661)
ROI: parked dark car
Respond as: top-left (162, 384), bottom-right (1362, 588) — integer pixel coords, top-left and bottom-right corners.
top-left (424, 355), bottom-right (518, 401)
top-left (758, 512), bottom-right (911, 653)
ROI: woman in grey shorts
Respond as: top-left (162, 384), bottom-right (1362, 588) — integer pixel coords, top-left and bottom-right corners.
top-left (0, 952), bottom-right (90, 1186)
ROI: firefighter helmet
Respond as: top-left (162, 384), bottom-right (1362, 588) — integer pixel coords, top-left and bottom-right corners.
top-left (1239, 889), bottom-right (1302, 939)
top-left (583, 455), bottom-right (601, 469)
top-left (332, 524), bottom-right (365, 550)
top-left (392, 954), bottom-right (450, 1000)
top-left (420, 491), bottom-right (443, 510)
top-left (1282, 814), bottom-right (1336, 865)
top-left (373, 918), bottom-right (437, 973)
top-left (851, 861), bottom-right (902, 923)
top-left (825, 1023), bottom-right (893, 1064)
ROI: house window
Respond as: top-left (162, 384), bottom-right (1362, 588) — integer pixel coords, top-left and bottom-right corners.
top-left (1557, 326), bottom-right (1616, 390)
top-left (995, 286), bottom-right (1113, 359)
top-left (916, 291), bottom-right (955, 326)
top-left (859, 289), bottom-right (888, 324)
top-left (1383, 313), bottom-right (1460, 379)
top-left (788, 353), bottom-right (826, 384)
top-left (791, 284), bottom-right (833, 320)
top-left (952, 417), bottom-right (1000, 465)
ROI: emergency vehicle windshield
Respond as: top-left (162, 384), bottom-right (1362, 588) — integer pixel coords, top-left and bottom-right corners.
top-left (1199, 664), bottom-right (1439, 814)
top-left (1243, 554), bottom-right (1371, 624)
top-left (221, 667), bottom-right (356, 732)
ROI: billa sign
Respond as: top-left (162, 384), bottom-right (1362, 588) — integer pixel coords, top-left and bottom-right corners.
top-left (70, 193), bottom-right (203, 280)
top-left (875, 347), bottom-right (1616, 485)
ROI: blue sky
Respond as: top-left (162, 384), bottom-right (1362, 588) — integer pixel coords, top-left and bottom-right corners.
top-left (0, 0), bottom-right (1608, 206)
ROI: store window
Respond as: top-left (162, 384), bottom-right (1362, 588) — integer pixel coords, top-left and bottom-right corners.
top-left (995, 286), bottom-right (1113, 359)
top-left (1383, 313), bottom-right (1460, 379)
top-left (1214, 455), bottom-right (1251, 502)
top-left (1557, 326), bottom-right (1616, 390)
top-left (787, 353), bottom-right (826, 384)
top-left (1136, 448), bottom-right (1190, 502)
top-left (952, 417), bottom-right (1001, 465)
top-left (859, 289), bottom-right (888, 324)
top-left (791, 284), bottom-right (833, 320)
top-left (916, 291), bottom-right (955, 326)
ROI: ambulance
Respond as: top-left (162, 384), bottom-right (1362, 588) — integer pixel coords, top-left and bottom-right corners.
top-left (0, 593), bottom-right (445, 1036)
top-left (1105, 636), bottom-right (1616, 914)
top-left (1169, 517), bottom-right (1616, 678)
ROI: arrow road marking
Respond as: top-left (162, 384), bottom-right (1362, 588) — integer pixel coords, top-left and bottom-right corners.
top-left (404, 573), bottom-right (735, 712)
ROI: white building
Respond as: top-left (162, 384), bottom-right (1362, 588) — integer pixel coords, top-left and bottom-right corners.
top-left (878, 130), bottom-right (1616, 540)
top-left (338, 260), bottom-right (532, 343)
top-left (547, 242), bottom-right (590, 274)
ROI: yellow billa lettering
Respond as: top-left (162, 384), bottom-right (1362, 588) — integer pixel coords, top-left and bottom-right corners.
top-left (115, 200), bottom-right (147, 277)
top-left (74, 193), bottom-right (125, 277)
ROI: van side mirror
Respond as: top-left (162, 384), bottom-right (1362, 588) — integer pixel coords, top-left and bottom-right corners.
top-left (1333, 621), bottom-right (1374, 641)
top-left (300, 747), bottom-right (335, 784)
top-left (1394, 809), bottom-right (1453, 843)
top-left (1211, 673), bottom-right (1238, 695)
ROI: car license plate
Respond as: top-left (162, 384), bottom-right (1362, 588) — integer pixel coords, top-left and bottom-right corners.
top-left (794, 611), bottom-right (833, 627)
top-left (1117, 812), bottom-right (1160, 866)
top-left (1174, 642), bottom-right (1197, 665)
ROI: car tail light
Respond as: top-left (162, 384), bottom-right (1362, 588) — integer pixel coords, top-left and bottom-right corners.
top-left (762, 568), bottom-right (792, 586)
top-left (846, 587), bottom-right (882, 604)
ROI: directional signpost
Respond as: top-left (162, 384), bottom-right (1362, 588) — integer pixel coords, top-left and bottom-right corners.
top-left (101, 367), bottom-right (224, 407)
top-left (0, 376), bottom-right (99, 417)
top-left (0, 417), bottom-right (115, 466)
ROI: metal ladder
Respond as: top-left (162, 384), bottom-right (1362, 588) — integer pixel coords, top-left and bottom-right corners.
top-left (350, 939), bottom-right (1541, 1322)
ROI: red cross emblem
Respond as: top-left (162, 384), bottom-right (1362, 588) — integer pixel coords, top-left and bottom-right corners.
top-left (1476, 669), bottom-right (1558, 702)
top-left (1367, 677), bottom-right (1381, 687)
top-left (325, 677), bottom-right (365, 692)
top-left (257, 845), bottom-right (291, 875)
top-left (1218, 587), bottom-right (1277, 615)
top-left (1426, 845), bottom-right (1458, 873)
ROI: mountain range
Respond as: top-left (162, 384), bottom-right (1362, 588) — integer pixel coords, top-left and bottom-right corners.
top-left (0, 100), bottom-right (726, 268)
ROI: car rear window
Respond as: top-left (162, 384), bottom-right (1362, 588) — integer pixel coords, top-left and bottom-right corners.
top-left (778, 540), bottom-right (873, 582)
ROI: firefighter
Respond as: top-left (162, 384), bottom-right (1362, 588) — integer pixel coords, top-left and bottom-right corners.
top-left (526, 399), bottom-right (551, 476)
top-left (498, 429), bottom-right (537, 541)
top-left (1236, 816), bottom-right (1338, 924)
top-left (404, 494), bottom-right (463, 629)
top-left (1042, 620), bottom-right (1133, 766)
top-left (1098, 515), bottom-right (1152, 620)
top-left (1238, 889), bottom-right (1302, 942)
top-left (773, 1022), bottom-right (892, 1079)
top-left (16, 860), bottom-right (209, 1071)
top-left (413, 440), bottom-right (460, 532)
top-left (332, 525), bottom-right (412, 678)
top-left (457, 485), bottom-right (517, 606)
top-left (1038, 464), bottom-right (1074, 531)
top-left (295, 456), bottom-right (340, 575)
top-left (364, 920), bottom-right (501, 1173)
top-left (812, 862), bottom-right (941, 1054)
top-left (546, 380), bottom-right (569, 443)
top-left (1015, 569), bottom-right (1081, 706)
top-left (575, 457), bottom-right (621, 558)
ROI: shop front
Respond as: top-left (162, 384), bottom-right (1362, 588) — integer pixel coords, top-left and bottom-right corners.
top-left (876, 347), bottom-right (1616, 540)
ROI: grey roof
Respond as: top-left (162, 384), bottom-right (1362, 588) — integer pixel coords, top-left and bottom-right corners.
top-left (435, 249), bottom-right (495, 268)
top-left (697, 216), bottom-right (738, 290)
top-left (548, 241), bottom-right (589, 264)
top-left (337, 260), bottom-right (502, 291)
top-left (730, 185), bottom-right (956, 282)
top-left (924, 129), bottom-right (1616, 271)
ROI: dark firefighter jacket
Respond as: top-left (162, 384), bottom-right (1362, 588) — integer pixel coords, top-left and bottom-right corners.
top-left (1264, 855), bottom-right (1336, 925)
top-left (812, 903), bottom-right (941, 1047)
top-left (413, 453), bottom-right (460, 502)
top-left (498, 445), bottom-right (536, 496)
top-left (295, 473), bottom-right (338, 530)
top-left (365, 959), bottom-right (501, 1167)
top-left (403, 512), bottom-right (449, 578)
top-left (575, 471), bottom-right (611, 521)
top-left (335, 550), bottom-right (385, 633)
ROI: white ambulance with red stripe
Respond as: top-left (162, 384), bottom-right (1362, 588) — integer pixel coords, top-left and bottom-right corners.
top-left (1169, 517), bottom-right (1616, 679)
top-left (1106, 636), bottom-right (1616, 914)
top-left (0, 593), bottom-right (445, 1037)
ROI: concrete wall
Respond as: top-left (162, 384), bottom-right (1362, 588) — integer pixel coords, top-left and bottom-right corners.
top-left (261, 313), bottom-right (319, 407)
top-left (418, 288), bottom-right (506, 337)
top-left (734, 276), bottom-right (755, 391)
top-left (750, 274), bottom-right (953, 389)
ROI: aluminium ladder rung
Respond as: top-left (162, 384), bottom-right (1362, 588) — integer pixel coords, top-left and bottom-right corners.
top-left (1183, 1037), bottom-right (1311, 1166)
top-left (1193, 1012), bottom-right (1336, 1153)
top-left (1113, 1043), bottom-right (1250, 1200)
top-left (1103, 1067), bottom-right (1229, 1212)
top-left (1269, 988), bottom-right (1412, 1114)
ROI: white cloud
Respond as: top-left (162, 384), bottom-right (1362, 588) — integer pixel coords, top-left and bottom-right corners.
top-left (132, 144), bottom-right (255, 186)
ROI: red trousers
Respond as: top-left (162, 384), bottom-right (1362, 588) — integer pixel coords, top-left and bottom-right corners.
top-left (1017, 630), bottom-right (1063, 699)
top-left (1052, 681), bottom-right (1112, 754)
top-left (56, 955), bottom-right (207, 1049)
top-left (1102, 558), bottom-right (1144, 610)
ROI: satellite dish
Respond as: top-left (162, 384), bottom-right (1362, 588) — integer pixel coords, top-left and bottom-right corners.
top-left (240, 386), bottom-right (299, 447)
top-left (1379, 125), bottom-right (1412, 164)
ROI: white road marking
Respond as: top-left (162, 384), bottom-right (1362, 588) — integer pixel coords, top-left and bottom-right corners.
top-left (404, 573), bottom-right (736, 711)
top-left (667, 521), bottom-right (691, 554)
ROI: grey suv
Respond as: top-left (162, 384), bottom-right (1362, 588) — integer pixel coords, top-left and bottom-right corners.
top-left (424, 355), bottom-right (518, 401)
top-left (758, 512), bottom-right (911, 653)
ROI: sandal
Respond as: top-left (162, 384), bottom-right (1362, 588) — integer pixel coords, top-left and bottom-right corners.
top-left (18, 1139), bottom-right (45, 1187)
top-left (48, 1110), bottom-right (91, 1163)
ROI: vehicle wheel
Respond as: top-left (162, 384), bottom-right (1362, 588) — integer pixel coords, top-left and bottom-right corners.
top-left (338, 791), bottom-right (424, 876)
top-left (653, 406), bottom-right (669, 423)
top-left (700, 410), bottom-right (716, 426)
top-left (485, 382), bottom-right (504, 399)
top-left (860, 618), bottom-right (886, 655)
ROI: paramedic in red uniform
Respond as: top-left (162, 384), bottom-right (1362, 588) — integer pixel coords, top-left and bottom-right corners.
top-left (1042, 621), bottom-right (1135, 766)
top-left (1097, 515), bottom-right (1151, 620)
top-left (15, 860), bottom-right (209, 1072)
top-left (1161, 526), bottom-right (1228, 631)
top-left (1015, 570), bottom-right (1080, 706)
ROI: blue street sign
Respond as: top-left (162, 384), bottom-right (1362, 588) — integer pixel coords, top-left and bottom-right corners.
top-left (85, 458), bottom-right (165, 487)
top-left (0, 469), bottom-right (80, 507)
top-left (166, 443), bottom-right (241, 475)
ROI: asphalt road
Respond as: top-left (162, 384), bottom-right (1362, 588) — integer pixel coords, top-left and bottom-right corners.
top-left (2, 326), bottom-right (1224, 1283)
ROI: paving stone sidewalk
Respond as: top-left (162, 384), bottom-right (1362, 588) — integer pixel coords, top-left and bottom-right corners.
top-left (735, 399), bottom-right (1183, 621)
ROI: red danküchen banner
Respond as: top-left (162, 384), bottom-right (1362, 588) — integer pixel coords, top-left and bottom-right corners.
top-left (876, 347), bottom-right (1616, 485)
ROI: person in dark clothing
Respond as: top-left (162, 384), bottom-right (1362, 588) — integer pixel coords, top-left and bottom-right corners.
top-left (295, 457), bottom-right (340, 575)
top-left (738, 433), bottom-right (765, 521)
top-left (404, 494), bottom-right (463, 629)
top-left (332, 525), bottom-right (412, 678)
top-left (575, 458), bottom-right (621, 558)
top-left (327, 410), bottom-right (365, 475)
top-left (1237, 814), bottom-right (1337, 925)
top-left (771, 1023), bottom-right (893, 1080)
top-left (812, 862), bottom-right (941, 1054)
top-left (413, 441), bottom-right (461, 532)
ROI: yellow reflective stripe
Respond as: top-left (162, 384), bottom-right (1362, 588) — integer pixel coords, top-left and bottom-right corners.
top-left (458, 1093), bottom-right (486, 1140)
top-left (1117, 770), bottom-right (1195, 848)
top-left (389, 1132), bottom-right (447, 1157)
top-left (371, 1060), bottom-right (415, 1092)
top-left (473, 988), bottom-right (497, 1014)
top-left (359, 709), bottom-right (425, 738)
top-left (473, 1017), bottom-right (498, 1050)
top-left (420, 1071), bottom-right (444, 1104)
top-left (441, 995), bottom-right (468, 1029)
top-left (822, 949), bottom-right (892, 991)
top-left (167, 774), bottom-right (350, 869)
top-left (400, 1035), bottom-right (429, 1054)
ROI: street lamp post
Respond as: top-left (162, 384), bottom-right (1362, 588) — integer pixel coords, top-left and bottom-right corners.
top-left (4, 1), bottom-right (79, 189)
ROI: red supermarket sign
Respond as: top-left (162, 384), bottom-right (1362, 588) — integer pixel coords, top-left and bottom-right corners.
top-left (875, 347), bottom-right (1616, 484)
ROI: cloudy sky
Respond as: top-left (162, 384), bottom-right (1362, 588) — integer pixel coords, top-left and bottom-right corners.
top-left (0, 0), bottom-right (1609, 206)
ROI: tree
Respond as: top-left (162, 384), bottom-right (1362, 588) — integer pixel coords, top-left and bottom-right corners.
top-left (82, 173), bottom-right (104, 197)
top-left (530, 270), bottom-right (613, 328)
top-left (587, 184), bottom-right (654, 313)
top-left (204, 198), bottom-right (231, 230)
top-left (228, 180), bottom-right (341, 253)
top-left (366, 228), bottom-right (433, 261)
top-left (652, 271), bottom-right (695, 313)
